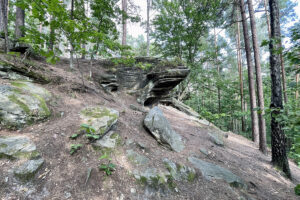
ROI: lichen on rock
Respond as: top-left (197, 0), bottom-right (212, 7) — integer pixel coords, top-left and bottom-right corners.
top-left (80, 106), bottom-right (119, 135)
top-left (0, 81), bottom-right (51, 129)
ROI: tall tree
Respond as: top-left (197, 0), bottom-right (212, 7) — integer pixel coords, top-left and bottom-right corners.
top-left (269, 0), bottom-right (291, 178)
top-left (70, 0), bottom-right (74, 69)
top-left (146, 0), bottom-right (151, 56)
top-left (247, 0), bottom-right (267, 153)
top-left (239, 0), bottom-right (259, 143)
top-left (263, 0), bottom-right (288, 104)
top-left (0, 0), bottom-right (8, 53)
top-left (122, 0), bottom-right (127, 46)
top-left (15, 1), bottom-right (25, 39)
top-left (235, 8), bottom-right (245, 132)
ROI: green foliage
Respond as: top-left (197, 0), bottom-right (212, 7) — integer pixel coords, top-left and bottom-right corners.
top-left (70, 133), bottom-right (80, 140)
top-left (99, 153), bottom-right (116, 176)
top-left (152, 0), bottom-right (228, 63)
top-left (136, 62), bottom-right (153, 70)
top-left (80, 123), bottom-right (100, 141)
top-left (70, 144), bottom-right (83, 155)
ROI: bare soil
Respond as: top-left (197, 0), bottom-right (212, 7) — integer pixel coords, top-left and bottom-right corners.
top-left (0, 57), bottom-right (299, 200)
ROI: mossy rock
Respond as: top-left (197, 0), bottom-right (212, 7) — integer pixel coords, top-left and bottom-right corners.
top-left (0, 136), bottom-right (40, 160)
top-left (14, 158), bottom-right (44, 181)
top-left (163, 158), bottom-right (196, 182)
top-left (0, 82), bottom-right (51, 129)
top-left (80, 107), bottom-right (119, 135)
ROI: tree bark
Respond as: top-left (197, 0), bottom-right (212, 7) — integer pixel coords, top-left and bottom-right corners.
top-left (146, 0), bottom-right (150, 56)
top-left (214, 28), bottom-right (221, 114)
top-left (122, 0), bottom-right (127, 46)
top-left (247, 0), bottom-right (267, 153)
top-left (239, 0), bottom-right (259, 143)
top-left (0, 0), bottom-right (8, 53)
top-left (70, 0), bottom-right (74, 69)
top-left (296, 68), bottom-right (299, 107)
top-left (269, 0), bottom-right (291, 179)
top-left (15, 6), bottom-right (25, 39)
top-left (264, 0), bottom-right (288, 104)
top-left (235, 9), bottom-right (246, 132)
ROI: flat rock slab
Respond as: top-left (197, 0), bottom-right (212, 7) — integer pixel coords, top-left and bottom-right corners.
top-left (92, 131), bottom-right (120, 149)
top-left (80, 107), bottom-right (119, 135)
top-left (0, 82), bottom-right (51, 129)
top-left (188, 157), bottom-right (246, 189)
top-left (126, 149), bottom-right (149, 165)
top-left (0, 136), bottom-right (39, 159)
top-left (14, 158), bottom-right (44, 181)
top-left (163, 158), bottom-right (196, 182)
top-left (144, 106), bottom-right (184, 152)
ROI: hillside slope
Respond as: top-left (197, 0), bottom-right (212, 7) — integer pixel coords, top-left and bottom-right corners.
top-left (0, 56), bottom-right (299, 200)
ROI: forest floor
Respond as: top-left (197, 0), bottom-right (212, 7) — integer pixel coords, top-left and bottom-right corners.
top-left (0, 57), bottom-right (300, 200)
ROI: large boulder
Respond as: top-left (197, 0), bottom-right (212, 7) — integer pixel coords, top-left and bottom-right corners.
top-left (188, 156), bottom-right (246, 189)
top-left (0, 136), bottom-right (39, 159)
top-left (144, 106), bottom-right (184, 152)
top-left (0, 81), bottom-right (51, 129)
top-left (80, 107), bottom-right (119, 136)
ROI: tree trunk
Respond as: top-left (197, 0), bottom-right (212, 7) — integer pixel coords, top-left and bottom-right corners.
top-left (296, 68), bottom-right (299, 107)
top-left (264, 0), bottom-right (288, 104)
top-left (0, 0), bottom-right (3, 36)
top-left (269, 0), bottom-right (291, 179)
top-left (122, 0), bottom-right (127, 46)
top-left (214, 28), bottom-right (221, 114)
top-left (239, 0), bottom-right (259, 143)
top-left (235, 9), bottom-right (246, 132)
top-left (70, 0), bottom-right (74, 69)
top-left (49, 16), bottom-right (55, 51)
top-left (0, 0), bottom-right (8, 53)
top-left (15, 6), bottom-right (25, 39)
top-left (146, 0), bottom-right (150, 56)
top-left (247, 0), bottom-right (267, 153)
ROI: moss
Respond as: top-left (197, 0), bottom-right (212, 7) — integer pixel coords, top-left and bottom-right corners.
top-left (81, 107), bottom-right (118, 120)
top-left (187, 172), bottom-right (196, 182)
top-left (11, 81), bottom-right (29, 89)
top-left (166, 175), bottom-right (177, 190)
top-left (110, 133), bottom-right (122, 146)
top-left (32, 94), bottom-right (51, 116)
top-left (0, 143), bottom-right (8, 148)
top-left (8, 94), bottom-right (31, 115)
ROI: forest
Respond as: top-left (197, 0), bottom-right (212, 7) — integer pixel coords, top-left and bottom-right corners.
top-left (0, 0), bottom-right (300, 198)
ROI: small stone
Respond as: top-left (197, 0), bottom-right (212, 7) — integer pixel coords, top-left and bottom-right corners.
top-left (130, 188), bottom-right (136, 194)
top-left (200, 148), bottom-right (209, 156)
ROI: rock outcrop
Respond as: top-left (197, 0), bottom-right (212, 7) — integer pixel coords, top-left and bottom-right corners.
top-left (92, 57), bottom-right (189, 105)
top-left (0, 81), bottom-right (51, 129)
top-left (144, 106), bottom-right (184, 152)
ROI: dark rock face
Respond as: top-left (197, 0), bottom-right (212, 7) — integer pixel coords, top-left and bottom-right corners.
top-left (92, 57), bottom-right (189, 105)
top-left (117, 67), bottom-right (147, 89)
top-left (92, 72), bottom-right (118, 92)
top-left (138, 68), bottom-right (190, 105)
